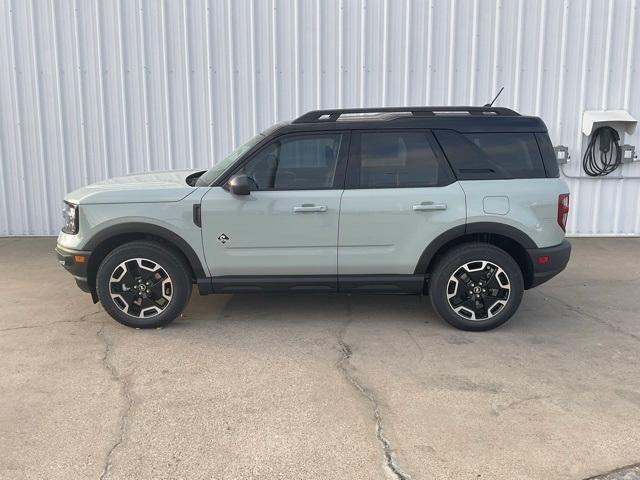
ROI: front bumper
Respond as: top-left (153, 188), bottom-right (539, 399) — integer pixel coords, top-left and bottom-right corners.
top-left (526, 240), bottom-right (571, 288)
top-left (55, 244), bottom-right (92, 294)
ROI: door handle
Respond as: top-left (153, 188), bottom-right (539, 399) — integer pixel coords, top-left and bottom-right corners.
top-left (412, 202), bottom-right (447, 211)
top-left (293, 205), bottom-right (328, 213)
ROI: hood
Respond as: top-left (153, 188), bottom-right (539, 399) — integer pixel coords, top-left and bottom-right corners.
top-left (65, 170), bottom-right (205, 205)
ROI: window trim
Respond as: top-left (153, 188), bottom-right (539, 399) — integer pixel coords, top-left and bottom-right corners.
top-left (345, 129), bottom-right (457, 189)
top-left (220, 131), bottom-right (352, 192)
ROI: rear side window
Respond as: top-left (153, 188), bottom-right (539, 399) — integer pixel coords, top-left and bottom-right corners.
top-left (348, 131), bottom-right (455, 188)
top-left (434, 130), bottom-right (547, 180)
top-left (535, 133), bottom-right (560, 178)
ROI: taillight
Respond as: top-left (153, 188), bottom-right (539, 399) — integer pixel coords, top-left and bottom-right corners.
top-left (557, 193), bottom-right (570, 232)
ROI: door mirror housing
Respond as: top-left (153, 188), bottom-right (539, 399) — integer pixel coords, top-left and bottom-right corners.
top-left (227, 174), bottom-right (251, 195)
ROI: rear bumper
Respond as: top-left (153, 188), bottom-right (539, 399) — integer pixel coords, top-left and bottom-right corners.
top-left (526, 240), bottom-right (571, 288)
top-left (55, 244), bottom-right (92, 294)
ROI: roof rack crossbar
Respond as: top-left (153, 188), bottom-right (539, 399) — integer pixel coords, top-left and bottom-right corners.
top-left (292, 106), bottom-right (519, 123)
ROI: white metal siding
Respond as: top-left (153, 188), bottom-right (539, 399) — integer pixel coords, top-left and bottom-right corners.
top-left (0, 0), bottom-right (638, 235)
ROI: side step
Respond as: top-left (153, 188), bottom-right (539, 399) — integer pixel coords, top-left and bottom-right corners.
top-left (196, 274), bottom-right (426, 295)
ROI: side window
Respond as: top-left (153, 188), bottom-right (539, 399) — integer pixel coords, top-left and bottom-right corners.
top-left (350, 131), bottom-right (455, 188)
top-left (434, 130), bottom-right (546, 180)
top-left (535, 133), bottom-right (560, 178)
top-left (243, 133), bottom-right (345, 190)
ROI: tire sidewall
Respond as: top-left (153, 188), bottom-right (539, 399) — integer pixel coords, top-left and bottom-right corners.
top-left (429, 244), bottom-right (524, 331)
top-left (96, 242), bottom-right (192, 328)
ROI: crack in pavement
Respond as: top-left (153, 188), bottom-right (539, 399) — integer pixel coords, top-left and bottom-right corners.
top-left (537, 291), bottom-right (640, 344)
top-left (585, 462), bottom-right (640, 479)
top-left (402, 328), bottom-right (424, 363)
top-left (0, 310), bottom-right (103, 332)
top-left (337, 341), bottom-right (412, 480)
top-left (491, 395), bottom-right (549, 416)
top-left (336, 300), bottom-right (412, 480)
top-left (97, 323), bottom-right (133, 480)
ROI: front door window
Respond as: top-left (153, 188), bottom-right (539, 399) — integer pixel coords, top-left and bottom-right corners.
top-left (243, 133), bottom-right (346, 191)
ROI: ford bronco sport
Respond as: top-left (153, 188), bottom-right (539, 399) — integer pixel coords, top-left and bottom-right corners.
top-left (56, 106), bottom-right (571, 331)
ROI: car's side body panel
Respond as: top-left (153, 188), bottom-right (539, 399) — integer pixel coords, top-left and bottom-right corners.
top-left (337, 183), bottom-right (467, 274)
top-left (459, 178), bottom-right (569, 249)
top-left (57, 189), bottom-right (210, 276)
top-left (200, 186), bottom-right (342, 276)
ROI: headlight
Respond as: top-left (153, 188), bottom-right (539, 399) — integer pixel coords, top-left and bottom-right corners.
top-left (62, 202), bottom-right (79, 234)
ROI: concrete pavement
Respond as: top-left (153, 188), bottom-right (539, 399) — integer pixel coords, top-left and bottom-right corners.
top-left (0, 237), bottom-right (639, 480)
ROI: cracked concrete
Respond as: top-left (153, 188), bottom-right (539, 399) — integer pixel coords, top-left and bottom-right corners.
top-left (587, 463), bottom-right (640, 480)
top-left (1, 236), bottom-right (639, 479)
top-left (0, 310), bottom-right (102, 333)
top-left (537, 291), bottom-right (640, 344)
top-left (337, 339), bottom-right (412, 480)
top-left (97, 324), bottom-right (133, 480)
top-left (335, 304), bottom-right (411, 480)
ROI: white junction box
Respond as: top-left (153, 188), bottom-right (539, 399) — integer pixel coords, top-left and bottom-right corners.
top-left (621, 144), bottom-right (637, 163)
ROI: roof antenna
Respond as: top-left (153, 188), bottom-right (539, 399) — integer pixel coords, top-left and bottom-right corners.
top-left (484, 87), bottom-right (504, 107)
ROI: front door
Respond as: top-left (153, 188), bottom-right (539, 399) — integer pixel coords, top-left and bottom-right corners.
top-left (201, 132), bottom-right (349, 279)
top-left (338, 130), bottom-right (466, 278)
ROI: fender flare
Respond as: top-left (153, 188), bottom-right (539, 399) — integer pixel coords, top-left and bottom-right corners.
top-left (414, 222), bottom-right (537, 274)
top-left (83, 222), bottom-right (207, 278)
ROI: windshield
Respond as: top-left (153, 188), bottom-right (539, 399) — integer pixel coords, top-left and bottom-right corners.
top-left (196, 133), bottom-right (266, 187)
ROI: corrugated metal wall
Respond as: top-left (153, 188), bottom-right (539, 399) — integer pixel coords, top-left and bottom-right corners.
top-left (0, 0), bottom-right (639, 236)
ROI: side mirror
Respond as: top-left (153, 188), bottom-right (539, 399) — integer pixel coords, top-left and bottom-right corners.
top-left (227, 174), bottom-right (251, 195)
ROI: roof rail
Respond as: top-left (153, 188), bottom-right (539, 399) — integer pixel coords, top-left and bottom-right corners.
top-left (292, 106), bottom-right (520, 123)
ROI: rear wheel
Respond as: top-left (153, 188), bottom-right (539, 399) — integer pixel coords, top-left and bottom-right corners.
top-left (96, 241), bottom-right (192, 328)
top-left (429, 243), bottom-right (524, 331)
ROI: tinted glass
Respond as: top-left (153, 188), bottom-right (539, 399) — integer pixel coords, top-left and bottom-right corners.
top-left (434, 130), bottom-right (546, 180)
top-left (243, 133), bottom-right (344, 190)
top-left (535, 133), bottom-right (560, 178)
top-left (198, 123), bottom-right (288, 187)
top-left (353, 131), bottom-right (454, 188)
top-left (196, 133), bottom-right (265, 186)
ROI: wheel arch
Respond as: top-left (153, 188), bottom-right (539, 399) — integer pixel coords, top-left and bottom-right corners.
top-left (83, 223), bottom-right (206, 299)
top-left (415, 222), bottom-right (536, 290)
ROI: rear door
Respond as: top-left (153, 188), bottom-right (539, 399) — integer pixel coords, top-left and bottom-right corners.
top-left (201, 132), bottom-right (349, 278)
top-left (338, 129), bottom-right (466, 281)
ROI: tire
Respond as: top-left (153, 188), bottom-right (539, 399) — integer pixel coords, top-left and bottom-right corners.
top-left (428, 242), bottom-right (524, 331)
top-left (96, 240), bottom-right (192, 328)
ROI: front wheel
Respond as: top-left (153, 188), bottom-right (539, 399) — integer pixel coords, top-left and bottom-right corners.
top-left (429, 243), bottom-right (524, 331)
top-left (96, 241), bottom-right (192, 328)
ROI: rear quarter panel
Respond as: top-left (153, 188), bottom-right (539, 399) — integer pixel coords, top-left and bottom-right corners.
top-left (459, 178), bottom-right (569, 248)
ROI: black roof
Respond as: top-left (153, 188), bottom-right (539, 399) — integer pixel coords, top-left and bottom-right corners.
top-left (276, 106), bottom-right (548, 133)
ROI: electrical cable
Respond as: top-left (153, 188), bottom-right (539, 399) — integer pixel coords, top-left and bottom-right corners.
top-left (582, 126), bottom-right (622, 176)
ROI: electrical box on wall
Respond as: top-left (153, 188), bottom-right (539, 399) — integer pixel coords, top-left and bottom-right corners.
top-left (621, 144), bottom-right (637, 163)
top-left (554, 145), bottom-right (570, 164)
